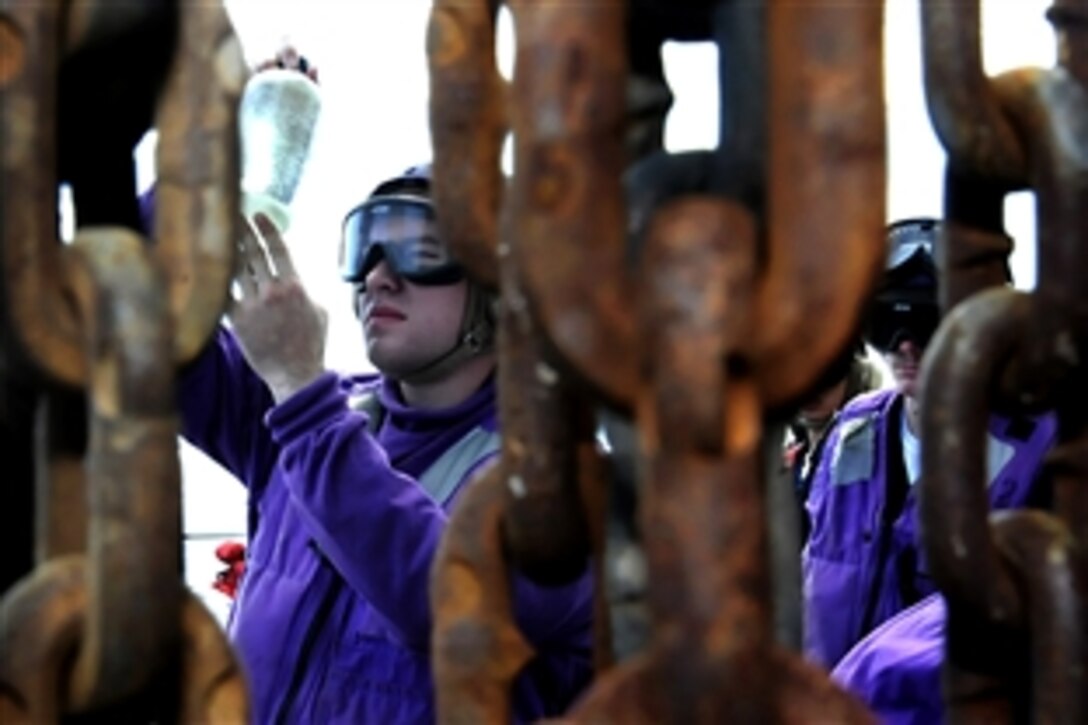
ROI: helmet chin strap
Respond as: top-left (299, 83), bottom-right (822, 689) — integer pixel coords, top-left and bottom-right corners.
top-left (398, 322), bottom-right (488, 383)
top-left (397, 285), bottom-right (493, 384)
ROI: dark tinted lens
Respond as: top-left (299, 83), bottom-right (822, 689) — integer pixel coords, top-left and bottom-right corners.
top-left (886, 219), bottom-right (938, 270)
top-left (380, 235), bottom-right (463, 285)
top-left (340, 205), bottom-right (381, 282)
top-left (340, 198), bottom-right (463, 284)
top-left (866, 300), bottom-right (940, 352)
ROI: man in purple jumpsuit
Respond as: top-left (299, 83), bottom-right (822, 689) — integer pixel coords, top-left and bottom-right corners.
top-left (801, 219), bottom-right (1054, 718)
top-left (177, 163), bottom-right (593, 723)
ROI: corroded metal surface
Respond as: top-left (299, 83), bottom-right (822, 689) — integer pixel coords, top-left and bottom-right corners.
top-left (560, 194), bottom-right (876, 722)
top-left (509, 0), bottom-right (636, 409)
top-left (427, 0), bottom-right (504, 289)
top-left (1, 0), bottom-right (243, 385)
top-left (153, 1), bottom-right (246, 365)
top-left (430, 469), bottom-right (535, 723)
top-left (5, 0), bottom-right (1085, 721)
top-left (1, 0), bottom-right (82, 385)
top-left (0, 0), bottom-right (249, 720)
top-left (496, 240), bottom-right (594, 588)
top-left (920, 2), bottom-right (1088, 720)
top-left (0, 558), bottom-right (249, 723)
top-left (755, 1), bottom-right (885, 410)
top-left (34, 389), bottom-right (88, 562)
top-left (63, 230), bottom-right (179, 711)
top-left (430, 0), bottom-right (888, 721)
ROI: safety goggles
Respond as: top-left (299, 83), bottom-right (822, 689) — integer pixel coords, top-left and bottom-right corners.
top-left (339, 196), bottom-right (464, 286)
top-left (864, 296), bottom-right (940, 354)
top-left (886, 220), bottom-right (937, 270)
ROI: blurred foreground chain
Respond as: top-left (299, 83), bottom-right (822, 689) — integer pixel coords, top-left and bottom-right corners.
top-left (428, 0), bottom-right (886, 721)
top-left (919, 1), bottom-right (1088, 722)
top-left (0, 0), bottom-right (249, 721)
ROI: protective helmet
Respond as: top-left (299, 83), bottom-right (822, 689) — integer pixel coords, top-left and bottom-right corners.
top-left (340, 164), bottom-right (463, 286)
top-left (341, 164), bottom-right (495, 378)
top-left (864, 218), bottom-right (940, 353)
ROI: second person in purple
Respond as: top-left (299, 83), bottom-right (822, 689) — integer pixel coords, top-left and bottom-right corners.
top-left (802, 218), bottom-right (1055, 671)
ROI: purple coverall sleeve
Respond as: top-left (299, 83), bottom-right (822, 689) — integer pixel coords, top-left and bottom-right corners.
top-left (266, 373), bottom-right (591, 652)
top-left (831, 593), bottom-right (946, 725)
top-left (801, 421), bottom-right (849, 667)
top-left (178, 327), bottom-right (279, 489)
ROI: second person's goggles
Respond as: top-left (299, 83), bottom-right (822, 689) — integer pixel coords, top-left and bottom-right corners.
top-left (865, 295), bottom-right (940, 354)
top-left (340, 195), bottom-right (464, 285)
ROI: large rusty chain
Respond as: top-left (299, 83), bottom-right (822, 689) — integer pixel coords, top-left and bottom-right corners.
top-left (0, 0), bottom-right (249, 721)
top-left (2, 0), bottom-right (1084, 722)
top-left (919, 1), bottom-right (1088, 722)
top-left (428, 0), bottom-right (885, 721)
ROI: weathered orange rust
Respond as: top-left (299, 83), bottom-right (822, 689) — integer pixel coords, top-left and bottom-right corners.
top-left (426, 0), bottom-right (505, 289)
top-left (755, 0), bottom-right (886, 410)
top-left (431, 0), bottom-right (889, 720)
top-left (919, 290), bottom-right (1032, 628)
top-left (153, 0), bottom-right (246, 364)
top-left (576, 435), bottom-right (614, 675)
top-left (61, 230), bottom-right (180, 711)
top-left (923, 0), bottom-right (1036, 313)
top-left (496, 202), bottom-right (592, 587)
top-left (0, 14), bottom-right (24, 86)
top-left (921, 0), bottom-right (1027, 183)
top-left (431, 102), bottom-right (604, 721)
top-left (0, 0), bottom-right (250, 719)
top-left (919, 2), bottom-right (1088, 719)
top-left (0, 557), bottom-right (249, 723)
top-left (937, 218), bottom-right (1015, 312)
top-left (1, 0), bottom-right (244, 384)
top-left (0, 0), bottom-right (82, 385)
top-left (566, 196), bottom-right (874, 722)
top-left (993, 512), bottom-right (1085, 723)
top-left (507, 0), bottom-right (636, 409)
top-left (430, 468), bottom-right (534, 724)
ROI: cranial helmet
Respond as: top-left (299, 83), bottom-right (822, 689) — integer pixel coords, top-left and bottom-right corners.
top-left (864, 218), bottom-right (941, 353)
top-left (342, 164), bottom-right (496, 377)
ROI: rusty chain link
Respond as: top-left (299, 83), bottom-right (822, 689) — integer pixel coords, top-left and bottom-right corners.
top-left (3, 0), bottom-right (1086, 722)
top-left (920, 0), bottom-right (1088, 721)
top-left (0, 0), bottom-right (249, 720)
top-left (429, 8), bottom-right (609, 720)
top-left (429, 0), bottom-right (885, 721)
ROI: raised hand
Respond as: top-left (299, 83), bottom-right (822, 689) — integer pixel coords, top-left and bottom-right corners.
top-left (229, 214), bottom-right (328, 403)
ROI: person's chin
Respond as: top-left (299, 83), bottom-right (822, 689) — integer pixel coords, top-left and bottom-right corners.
top-left (365, 340), bottom-right (398, 368)
top-left (891, 367), bottom-right (916, 390)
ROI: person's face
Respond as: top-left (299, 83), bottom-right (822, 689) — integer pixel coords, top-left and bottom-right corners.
top-left (355, 259), bottom-right (466, 379)
top-left (884, 338), bottom-right (925, 399)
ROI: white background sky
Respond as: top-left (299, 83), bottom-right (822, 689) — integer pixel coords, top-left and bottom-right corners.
top-left (164, 0), bottom-right (1058, 619)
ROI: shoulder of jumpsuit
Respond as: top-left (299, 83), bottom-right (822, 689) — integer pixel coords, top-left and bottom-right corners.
top-left (986, 408), bottom-right (1058, 451)
top-left (831, 592), bottom-right (947, 722)
top-left (819, 388), bottom-right (900, 490)
top-left (982, 408), bottom-right (1058, 496)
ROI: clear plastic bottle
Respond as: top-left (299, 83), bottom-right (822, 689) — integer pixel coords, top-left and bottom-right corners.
top-left (238, 68), bottom-right (322, 234)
